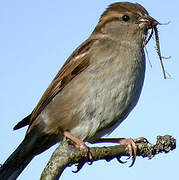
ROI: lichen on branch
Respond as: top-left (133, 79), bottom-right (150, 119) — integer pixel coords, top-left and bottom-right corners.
top-left (40, 135), bottom-right (176, 180)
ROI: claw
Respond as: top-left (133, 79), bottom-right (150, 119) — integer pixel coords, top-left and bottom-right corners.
top-left (72, 160), bottom-right (86, 173)
top-left (72, 147), bottom-right (93, 173)
top-left (120, 138), bottom-right (137, 167)
top-left (116, 156), bottom-right (127, 164)
top-left (130, 156), bottom-right (136, 167)
top-left (64, 131), bottom-right (92, 172)
top-left (134, 137), bottom-right (150, 144)
top-left (126, 137), bottom-right (149, 167)
top-left (93, 137), bottom-right (149, 167)
top-left (86, 147), bottom-right (93, 165)
top-left (87, 161), bottom-right (93, 165)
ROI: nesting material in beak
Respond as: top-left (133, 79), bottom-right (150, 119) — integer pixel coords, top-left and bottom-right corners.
top-left (139, 15), bottom-right (167, 79)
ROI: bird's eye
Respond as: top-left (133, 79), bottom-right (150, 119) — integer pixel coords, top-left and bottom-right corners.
top-left (122, 15), bottom-right (130, 22)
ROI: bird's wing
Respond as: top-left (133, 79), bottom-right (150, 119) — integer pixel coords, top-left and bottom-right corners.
top-left (13, 38), bottom-right (96, 130)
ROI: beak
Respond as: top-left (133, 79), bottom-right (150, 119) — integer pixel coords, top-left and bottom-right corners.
top-left (138, 15), bottom-right (159, 29)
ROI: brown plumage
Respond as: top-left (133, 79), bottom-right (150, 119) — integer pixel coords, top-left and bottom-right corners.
top-left (0, 2), bottom-right (159, 179)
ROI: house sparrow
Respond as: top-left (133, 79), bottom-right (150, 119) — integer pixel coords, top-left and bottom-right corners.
top-left (0, 2), bottom-right (159, 179)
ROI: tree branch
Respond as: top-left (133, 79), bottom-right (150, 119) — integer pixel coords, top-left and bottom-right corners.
top-left (40, 135), bottom-right (176, 180)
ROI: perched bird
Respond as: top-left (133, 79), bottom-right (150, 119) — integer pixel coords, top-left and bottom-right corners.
top-left (0, 2), bottom-right (159, 179)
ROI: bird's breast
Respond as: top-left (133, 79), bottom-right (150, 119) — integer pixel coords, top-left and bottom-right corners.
top-left (41, 42), bottom-right (145, 142)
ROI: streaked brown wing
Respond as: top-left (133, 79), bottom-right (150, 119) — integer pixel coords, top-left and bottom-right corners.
top-left (14, 38), bottom-right (96, 130)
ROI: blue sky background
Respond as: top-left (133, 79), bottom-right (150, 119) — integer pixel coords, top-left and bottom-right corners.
top-left (0, 0), bottom-right (178, 179)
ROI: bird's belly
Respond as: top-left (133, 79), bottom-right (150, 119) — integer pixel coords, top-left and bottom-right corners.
top-left (72, 71), bottom-right (144, 141)
top-left (41, 49), bottom-right (145, 142)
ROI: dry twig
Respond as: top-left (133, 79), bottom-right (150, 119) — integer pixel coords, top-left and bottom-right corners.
top-left (40, 135), bottom-right (176, 180)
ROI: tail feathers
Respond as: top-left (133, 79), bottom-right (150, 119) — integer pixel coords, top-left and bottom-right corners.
top-left (0, 136), bottom-right (36, 180)
top-left (0, 129), bottom-right (59, 180)
top-left (13, 114), bottom-right (31, 130)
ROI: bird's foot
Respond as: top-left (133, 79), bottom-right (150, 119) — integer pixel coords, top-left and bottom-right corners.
top-left (63, 131), bottom-right (93, 172)
top-left (72, 147), bottom-right (93, 173)
top-left (93, 137), bottom-right (148, 167)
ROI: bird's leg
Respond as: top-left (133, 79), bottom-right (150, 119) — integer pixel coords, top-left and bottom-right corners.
top-left (63, 131), bottom-right (93, 161)
top-left (91, 137), bottom-right (147, 167)
top-left (63, 131), bottom-right (93, 172)
top-left (63, 130), bottom-right (93, 161)
top-left (63, 131), bottom-right (86, 150)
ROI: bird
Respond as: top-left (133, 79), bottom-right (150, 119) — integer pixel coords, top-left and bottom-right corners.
top-left (0, 2), bottom-right (159, 179)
